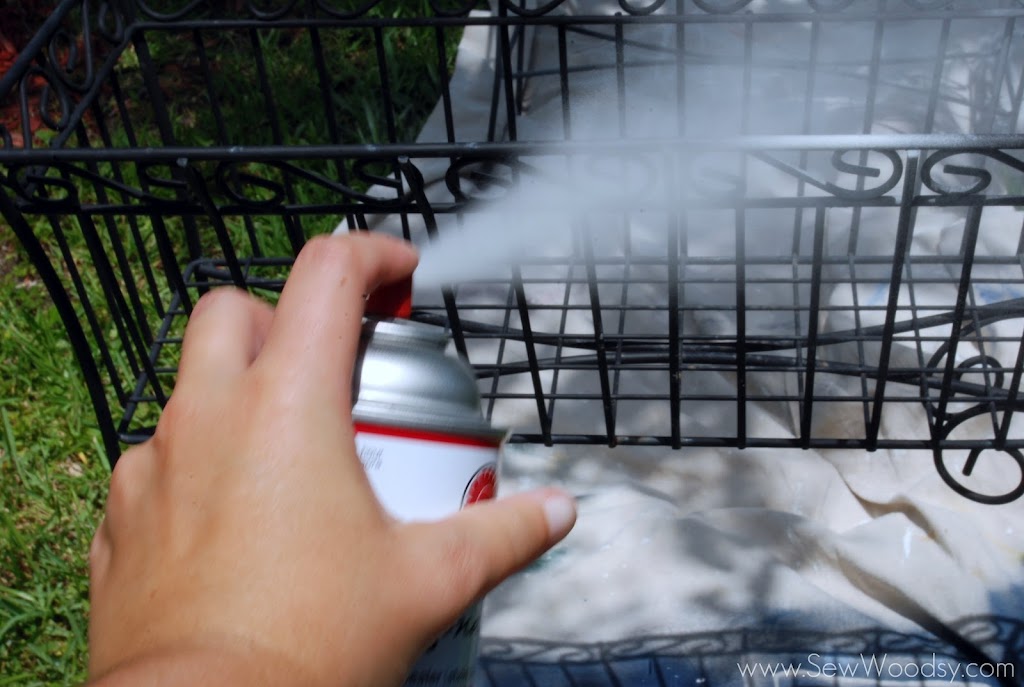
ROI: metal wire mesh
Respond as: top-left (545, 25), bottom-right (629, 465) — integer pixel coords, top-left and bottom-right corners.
top-left (2, 0), bottom-right (1024, 507)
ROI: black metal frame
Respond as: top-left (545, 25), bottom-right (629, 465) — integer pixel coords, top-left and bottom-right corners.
top-left (3, 0), bottom-right (1024, 505)
top-left (477, 616), bottom-right (1024, 687)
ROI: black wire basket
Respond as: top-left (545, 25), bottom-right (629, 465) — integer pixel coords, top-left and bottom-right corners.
top-left (3, 0), bottom-right (1024, 510)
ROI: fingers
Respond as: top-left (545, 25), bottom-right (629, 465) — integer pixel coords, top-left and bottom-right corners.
top-left (177, 288), bottom-right (275, 392)
top-left (258, 233), bottom-right (419, 397)
top-left (401, 489), bottom-right (576, 612)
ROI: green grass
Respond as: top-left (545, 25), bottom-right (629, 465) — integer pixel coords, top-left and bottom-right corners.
top-left (0, 240), bottom-right (109, 686)
top-left (0, 3), bottom-right (465, 682)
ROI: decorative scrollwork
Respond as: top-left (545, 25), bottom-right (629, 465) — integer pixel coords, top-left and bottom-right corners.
top-left (495, 0), bottom-right (571, 18)
top-left (748, 149), bottom-right (904, 200)
top-left (213, 159), bottom-right (408, 210)
top-left (936, 446), bottom-right (1024, 505)
top-left (8, 165), bottom-right (81, 207)
top-left (922, 314), bottom-right (1024, 505)
top-left (826, 149), bottom-right (904, 199)
top-left (0, 0), bottom-right (127, 149)
top-left (478, 622), bottom-right (1019, 669)
top-left (688, 152), bottom-right (746, 199)
top-left (692, 0), bottom-right (755, 13)
top-left (26, 67), bottom-right (73, 133)
top-left (216, 162), bottom-right (286, 207)
top-left (921, 149), bottom-right (1024, 197)
top-left (617, 0), bottom-right (669, 15)
top-left (479, 638), bottom-right (602, 664)
top-left (444, 155), bottom-right (532, 203)
top-left (132, 0), bottom-right (209, 22)
top-left (241, 0), bottom-right (303, 21)
top-left (96, 2), bottom-right (126, 44)
top-left (3, 159), bottom-right (187, 207)
top-left (902, 0), bottom-right (954, 9)
top-left (807, 0), bottom-right (857, 11)
top-left (309, 0), bottom-right (386, 20)
top-left (427, 0), bottom-right (481, 18)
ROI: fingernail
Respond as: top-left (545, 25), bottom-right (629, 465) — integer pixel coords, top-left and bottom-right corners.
top-left (541, 490), bottom-right (577, 541)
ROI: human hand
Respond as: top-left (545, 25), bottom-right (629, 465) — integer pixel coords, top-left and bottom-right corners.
top-left (86, 233), bottom-right (576, 686)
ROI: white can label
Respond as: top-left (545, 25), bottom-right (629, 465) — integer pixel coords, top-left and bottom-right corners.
top-left (354, 423), bottom-right (500, 687)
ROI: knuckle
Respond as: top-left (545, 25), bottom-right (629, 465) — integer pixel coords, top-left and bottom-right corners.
top-left (154, 393), bottom-right (197, 440)
top-left (295, 235), bottom-right (361, 278)
top-left (194, 286), bottom-right (248, 315)
top-left (88, 520), bottom-right (110, 573)
top-left (186, 289), bottom-right (253, 340)
top-left (105, 448), bottom-right (145, 520)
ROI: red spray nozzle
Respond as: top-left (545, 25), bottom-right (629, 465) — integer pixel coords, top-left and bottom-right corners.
top-left (366, 276), bottom-right (413, 319)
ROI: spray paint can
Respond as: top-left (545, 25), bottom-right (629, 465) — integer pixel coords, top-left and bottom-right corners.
top-left (354, 285), bottom-right (504, 687)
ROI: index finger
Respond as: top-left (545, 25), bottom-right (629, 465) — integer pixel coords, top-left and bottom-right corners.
top-left (258, 233), bottom-right (419, 398)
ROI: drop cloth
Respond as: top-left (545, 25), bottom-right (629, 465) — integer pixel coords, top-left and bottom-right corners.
top-left (335, 3), bottom-right (1024, 683)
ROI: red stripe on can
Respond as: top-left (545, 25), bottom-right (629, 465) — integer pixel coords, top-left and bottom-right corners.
top-left (354, 422), bottom-right (501, 448)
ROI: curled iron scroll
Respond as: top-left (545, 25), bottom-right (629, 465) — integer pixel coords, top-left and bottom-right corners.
top-left (824, 149), bottom-right (903, 199)
top-left (747, 149), bottom-right (903, 200)
top-left (31, 67), bottom-right (73, 133)
top-left (902, 0), bottom-right (953, 9)
top-left (136, 160), bottom-right (192, 202)
top-left (96, 2), bottom-right (126, 44)
top-left (617, 0), bottom-right (669, 15)
top-left (444, 155), bottom-right (530, 203)
top-left (134, 0), bottom-right (207, 21)
top-left (923, 316), bottom-right (1024, 505)
top-left (4, 160), bottom-right (184, 207)
top-left (217, 163), bottom-right (286, 207)
top-left (427, 0), bottom-right (481, 17)
top-left (921, 149), bottom-right (1024, 197)
top-left (3, 0), bottom-right (127, 146)
top-left (312, 0), bottom-right (386, 20)
top-left (496, 0), bottom-right (571, 17)
top-left (7, 164), bottom-right (80, 208)
top-left (692, 0), bottom-right (754, 13)
top-left (213, 159), bottom-right (408, 210)
top-left (241, 0), bottom-right (302, 21)
top-left (479, 638), bottom-right (602, 664)
top-left (687, 152), bottom-right (745, 199)
top-left (807, 0), bottom-right (857, 11)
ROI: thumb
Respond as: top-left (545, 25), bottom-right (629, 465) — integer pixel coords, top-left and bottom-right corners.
top-left (400, 488), bottom-right (576, 619)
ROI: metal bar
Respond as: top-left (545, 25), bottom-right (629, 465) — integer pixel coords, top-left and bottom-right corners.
top-left (867, 153), bottom-right (919, 446)
top-left (10, 136), bottom-right (1024, 166)
top-left (799, 207), bottom-right (827, 447)
top-left (735, 208), bottom-right (747, 447)
top-left (129, 10), bottom-right (1024, 33)
top-left (558, 25), bottom-right (571, 138)
top-left (580, 222), bottom-right (617, 447)
top-left (251, 25), bottom-right (305, 253)
top-left (933, 204), bottom-right (984, 434)
top-left (615, 17), bottom-right (626, 136)
top-left (923, 17), bottom-right (951, 133)
top-left (309, 25), bottom-right (357, 232)
top-left (1, 189), bottom-right (122, 464)
top-left (498, 16), bottom-right (519, 142)
top-left (512, 266), bottom-right (553, 445)
top-left (88, 92), bottom-right (166, 321)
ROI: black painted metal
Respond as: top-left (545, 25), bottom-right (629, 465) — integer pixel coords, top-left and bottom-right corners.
top-left (3, 0), bottom-right (1024, 507)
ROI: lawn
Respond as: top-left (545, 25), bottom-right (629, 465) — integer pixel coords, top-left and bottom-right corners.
top-left (0, 3), bottom-right (463, 682)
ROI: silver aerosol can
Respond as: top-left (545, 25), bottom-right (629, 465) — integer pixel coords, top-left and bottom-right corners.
top-left (352, 311), bottom-right (505, 687)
